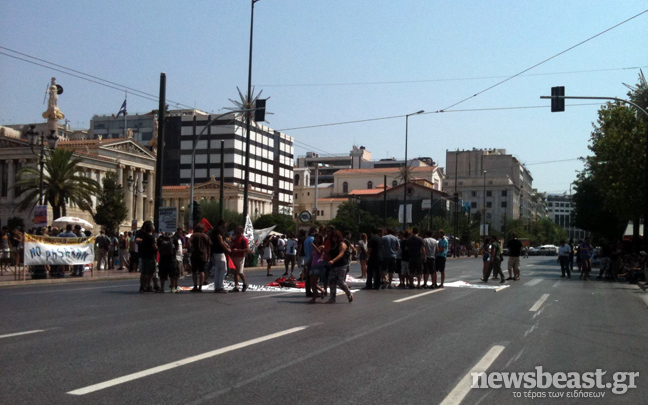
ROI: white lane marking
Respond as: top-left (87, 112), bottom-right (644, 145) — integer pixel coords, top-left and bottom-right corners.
top-left (440, 345), bottom-right (506, 405)
top-left (393, 289), bottom-right (444, 303)
top-left (494, 286), bottom-right (509, 292)
top-left (529, 294), bottom-right (550, 312)
top-left (552, 281), bottom-right (562, 288)
top-left (0, 330), bottom-right (45, 339)
top-left (524, 278), bottom-right (542, 286)
top-left (67, 325), bottom-right (308, 396)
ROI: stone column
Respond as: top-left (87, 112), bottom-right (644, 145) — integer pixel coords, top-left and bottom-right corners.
top-left (117, 164), bottom-right (124, 186)
top-left (125, 167), bottom-right (134, 224)
top-left (7, 160), bottom-right (15, 201)
top-left (147, 171), bottom-right (155, 222)
top-left (136, 169), bottom-right (143, 225)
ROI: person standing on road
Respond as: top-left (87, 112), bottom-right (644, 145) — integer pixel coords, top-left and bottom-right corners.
top-left (579, 237), bottom-right (593, 280)
top-left (138, 221), bottom-right (158, 293)
top-left (364, 227), bottom-right (383, 290)
top-left (407, 227), bottom-right (425, 289)
top-left (209, 221), bottom-right (230, 293)
top-left (157, 232), bottom-right (177, 293)
top-left (506, 233), bottom-right (522, 281)
top-left (488, 236), bottom-right (506, 283)
top-left (128, 231), bottom-right (139, 273)
top-left (326, 230), bottom-right (353, 304)
top-left (422, 230), bottom-right (438, 289)
top-left (382, 228), bottom-right (400, 289)
top-left (118, 233), bottom-right (128, 271)
top-left (95, 230), bottom-right (110, 270)
top-left (229, 225), bottom-right (249, 292)
top-left (435, 230), bottom-right (448, 288)
top-left (189, 223), bottom-right (211, 292)
top-left (357, 233), bottom-right (368, 279)
top-left (283, 232), bottom-right (298, 277)
top-left (303, 228), bottom-right (316, 297)
top-left (173, 228), bottom-right (186, 279)
top-left (558, 240), bottom-right (572, 279)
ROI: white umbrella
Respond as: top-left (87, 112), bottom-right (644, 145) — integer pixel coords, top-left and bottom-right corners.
top-left (52, 216), bottom-right (94, 230)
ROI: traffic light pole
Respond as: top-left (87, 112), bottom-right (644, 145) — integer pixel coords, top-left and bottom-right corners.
top-left (189, 109), bottom-right (252, 230)
top-left (542, 94), bottom-right (648, 251)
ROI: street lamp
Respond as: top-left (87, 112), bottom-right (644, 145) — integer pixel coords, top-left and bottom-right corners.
top-left (127, 174), bottom-right (148, 227)
top-left (242, 0), bottom-right (262, 220)
top-left (482, 170), bottom-right (487, 237)
top-left (403, 110), bottom-right (424, 229)
top-left (26, 125), bottom-right (60, 205)
top-left (188, 110), bottom-right (251, 230)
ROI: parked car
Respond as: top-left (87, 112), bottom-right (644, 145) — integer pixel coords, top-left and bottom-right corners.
top-left (536, 245), bottom-right (558, 256)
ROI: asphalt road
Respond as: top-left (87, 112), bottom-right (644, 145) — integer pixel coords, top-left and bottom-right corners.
top-left (1, 256), bottom-right (647, 404)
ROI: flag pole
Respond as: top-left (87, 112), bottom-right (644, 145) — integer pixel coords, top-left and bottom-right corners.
top-left (124, 90), bottom-right (128, 138)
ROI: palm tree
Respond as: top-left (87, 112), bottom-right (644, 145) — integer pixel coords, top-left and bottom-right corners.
top-left (14, 148), bottom-right (101, 219)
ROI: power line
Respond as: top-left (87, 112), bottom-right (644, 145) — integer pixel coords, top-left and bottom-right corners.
top-left (0, 47), bottom-right (197, 110)
top-left (257, 66), bottom-right (647, 88)
top-left (278, 103), bottom-right (602, 131)
top-left (436, 9), bottom-right (648, 112)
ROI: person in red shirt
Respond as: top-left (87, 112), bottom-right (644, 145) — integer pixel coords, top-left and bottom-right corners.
top-left (229, 226), bottom-right (250, 292)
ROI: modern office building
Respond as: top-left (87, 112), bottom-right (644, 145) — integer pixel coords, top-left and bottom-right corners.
top-left (546, 193), bottom-right (586, 240)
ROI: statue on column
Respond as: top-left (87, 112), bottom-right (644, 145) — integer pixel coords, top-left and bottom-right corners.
top-left (42, 77), bottom-right (65, 135)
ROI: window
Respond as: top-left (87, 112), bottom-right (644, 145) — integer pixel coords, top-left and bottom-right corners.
top-left (548, 202), bottom-right (553, 207)
top-left (501, 201), bottom-right (507, 208)
top-left (486, 202), bottom-right (492, 208)
top-left (471, 202), bottom-right (477, 209)
top-left (294, 174), bottom-right (300, 186)
top-left (294, 193), bottom-right (298, 200)
top-left (392, 180), bottom-right (398, 187)
top-left (471, 191), bottom-right (477, 197)
top-left (486, 213), bottom-right (492, 220)
top-left (367, 181), bottom-right (373, 189)
top-left (502, 190), bottom-right (507, 196)
top-left (459, 181), bottom-right (463, 185)
top-left (343, 182), bottom-right (349, 193)
top-left (486, 191), bottom-right (492, 197)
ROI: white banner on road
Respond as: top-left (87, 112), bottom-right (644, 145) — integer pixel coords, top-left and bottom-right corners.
top-left (24, 234), bottom-right (95, 265)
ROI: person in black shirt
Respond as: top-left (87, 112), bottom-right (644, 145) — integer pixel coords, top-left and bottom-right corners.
top-left (137, 221), bottom-right (157, 293)
top-left (157, 232), bottom-right (178, 293)
top-left (363, 227), bottom-right (383, 290)
top-left (506, 233), bottom-right (523, 280)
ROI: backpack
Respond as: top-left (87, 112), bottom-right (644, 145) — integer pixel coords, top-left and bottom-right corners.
top-left (343, 239), bottom-right (352, 263)
top-left (158, 236), bottom-right (175, 258)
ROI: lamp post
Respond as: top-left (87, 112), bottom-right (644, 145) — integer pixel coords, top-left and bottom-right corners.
top-left (189, 109), bottom-right (251, 230)
top-left (403, 110), bottom-right (424, 230)
top-left (26, 125), bottom-right (60, 205)
top-left (482, 170), bottom-right (487, 237)
top-left (242, 0), bottom-right (262, 219)
top-left (127, 173), bottom-right (148, 228)
top-left (180, 206), bottom-right (185, 230)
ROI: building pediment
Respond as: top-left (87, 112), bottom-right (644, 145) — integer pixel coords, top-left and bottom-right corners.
top-left (101, 139), bottom-right (155, 159)
top-left (0, 135), bottom-right (28, 148)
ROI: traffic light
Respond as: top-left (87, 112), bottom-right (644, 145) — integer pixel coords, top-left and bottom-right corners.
top-left (254, 99), bottom-right (266, 122)
top-left (551, 86), bottom-right (565, 112)
top-left (192, 201), bottom-right (201, 222)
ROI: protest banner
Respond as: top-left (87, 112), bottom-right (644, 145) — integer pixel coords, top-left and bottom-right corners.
top-left (24, 234), bottom-right (95, 265)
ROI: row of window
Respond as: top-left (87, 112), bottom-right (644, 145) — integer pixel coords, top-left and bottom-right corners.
top-left (470, 201), bottom-right (508, 209)
top-left (548, 202), bottom-right (571, 208)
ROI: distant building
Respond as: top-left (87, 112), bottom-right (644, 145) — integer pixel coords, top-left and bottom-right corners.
top-left (296, 146), bottom-right (372, 185)
top-left (546, 194), bottom-right (586, 240)
top-left (445, 148), bottom-right (539, 235)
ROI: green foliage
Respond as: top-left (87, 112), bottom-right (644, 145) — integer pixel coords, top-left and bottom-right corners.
top-left (328, 201), bottom-right (396, 238)
top-left (253, 214), bottom-right (295, 234)
top-left (93, 171), bottom-right (128, 235)
top-left (14, 148), bottom-right (101, 219)
top-left (193, 199), bottom-right (243, 231)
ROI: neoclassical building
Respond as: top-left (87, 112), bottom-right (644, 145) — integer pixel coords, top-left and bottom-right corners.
top-left (0, 125), bottom-right (156, 232)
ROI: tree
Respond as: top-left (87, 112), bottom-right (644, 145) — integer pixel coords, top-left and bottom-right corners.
top-left (14, 149), bottom-right (101, 219)
top-left (328, 201), bottom-right (399, 238)
top-left (93, 171), bottom-right (128, 235)
top-left (253, 214), bottom-right (295, 234)
top-left (191, 199), bottom-right (243, 231)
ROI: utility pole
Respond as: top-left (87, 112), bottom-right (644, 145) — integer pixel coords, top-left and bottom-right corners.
top-left (154, 73), bottom-right (166, 233)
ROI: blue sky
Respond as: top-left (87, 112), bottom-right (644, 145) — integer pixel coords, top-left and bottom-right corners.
top-left (1, 0), bottom-right (646, 194)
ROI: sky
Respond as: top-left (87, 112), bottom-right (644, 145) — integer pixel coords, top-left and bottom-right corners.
top-left (1, 0), bottom-right (646, 195)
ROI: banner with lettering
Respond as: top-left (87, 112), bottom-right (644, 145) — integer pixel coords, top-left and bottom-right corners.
top-left (24, 234), bottom-right (96, 265)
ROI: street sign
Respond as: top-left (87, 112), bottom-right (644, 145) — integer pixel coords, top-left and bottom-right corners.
top-left (158, 207), bottom-right (178, 234)
top-left (299, 210), bottom-right (312, 223)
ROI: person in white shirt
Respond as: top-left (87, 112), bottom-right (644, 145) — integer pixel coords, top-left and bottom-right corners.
top-left (422, 230), bottom-right (438, 288)
top-left (558, 240), bottom-right (572, 278)
top-left (283, 232), bottom-right (298, 278)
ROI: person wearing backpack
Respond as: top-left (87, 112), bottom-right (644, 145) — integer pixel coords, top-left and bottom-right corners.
top-left (326, 230), bottom-right (353, 304)
top-left (157, 232), bottom-right (179, 293)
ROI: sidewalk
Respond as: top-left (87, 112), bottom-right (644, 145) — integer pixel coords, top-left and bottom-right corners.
top-left (0, 266), bottom-right (140, 288)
